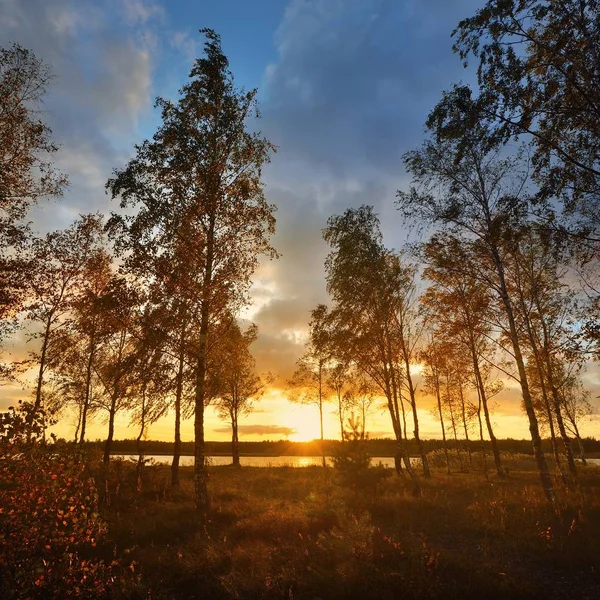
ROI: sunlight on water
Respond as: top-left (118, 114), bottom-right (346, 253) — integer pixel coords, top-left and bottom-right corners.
top-left (115, 454), bottom-right (433, 468)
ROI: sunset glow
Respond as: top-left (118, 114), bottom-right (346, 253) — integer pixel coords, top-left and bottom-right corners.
top-left (3, 2), bottom-right (600, 598)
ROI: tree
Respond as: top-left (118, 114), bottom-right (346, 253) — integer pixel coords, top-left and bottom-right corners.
top-left (170, 305), bottom-right (196, 487)
top-left (128, 303), bottom-right (171, 485)
top-left (505, 225), bottom-right (578, 475)
top-left (350, 371), bottom-right (377, 437)
top-left (288, 305), bottom-right (332, 468)
top-left (0, 225), bottom-right (29, 381)
top-left (107, 30), bottom-right (277, 512)
top-left (421, 240), bottom-right (505, 478)
top-left (393, 263), bottom-right (431, 476)
top-left (213, 319), bottom-right (268, 467)
top-left (24, 214), bottom-right (103, 435)
top-left (91, 277), bottom-right (140, 465)
top-left (397, 94), bottom-right (556, 501)
top-left (0, 43), bottom-right (67, 362)
top-left (560, 372), bottom-right (594, 465)
top-left (323, 206), bottom-right (419, 485)
top-left (420, 336), bottom-right (451, 475)
top-left (51, 249), bottom-right (115, 445)
top-left (0, 43), bottom-right (67, 222)
top-left (452, 1), bottom-right (600, 226)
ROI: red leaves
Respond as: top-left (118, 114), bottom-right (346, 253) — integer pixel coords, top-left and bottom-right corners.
top-left (0, 444), bottom-right (121, 599)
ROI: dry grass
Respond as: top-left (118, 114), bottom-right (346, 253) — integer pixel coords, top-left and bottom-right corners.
top-left (96, 460), bottom-right (600, 599)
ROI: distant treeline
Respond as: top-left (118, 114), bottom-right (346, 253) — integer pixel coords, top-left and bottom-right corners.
top-left (81, 437), bottom-right (600, 457)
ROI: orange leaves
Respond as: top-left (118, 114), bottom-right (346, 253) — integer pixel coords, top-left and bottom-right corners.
top-left (0, 443), bottom-right (126, 598)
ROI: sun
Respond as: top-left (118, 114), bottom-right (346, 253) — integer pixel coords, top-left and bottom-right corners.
top-left (281, 404), bottom-right (323, 442)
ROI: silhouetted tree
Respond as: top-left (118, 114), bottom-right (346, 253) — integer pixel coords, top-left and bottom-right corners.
top-left (24, 215), bottom-right (103, 436)
top-left (560, 371), bottom-right (594, 465)
top-left (288, 305), bottom-right (332, 468)
top-left (213, 319), bottom-right (268, 467)
top-left (0, 43), bottom-right (67, 366)
top-left (421, 241), bottom-right (505, 478)
top-left (91, 277), bottom-right (141, 464)
top-left (453, 1), bottom-right (600, 225)
top-left (0, 43), bottom-right (67, 222)
top-left (398, 93), bottom-right (555, 501)
top-left (421, 336), bottom-right (451, 475)
top-left (107, 30), bottom-right (277, 512)
top-left (323, 206), bottom-right (419, 486)
top-left (507, 226), bottom-right (577, 475)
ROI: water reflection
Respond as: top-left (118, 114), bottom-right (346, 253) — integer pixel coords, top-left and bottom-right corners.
top-left (115, 455), bottom-right (600, 468)
top-left (115, 454), bottom-right (422, 468)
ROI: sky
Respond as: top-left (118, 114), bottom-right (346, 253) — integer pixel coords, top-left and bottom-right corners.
top-left (1, 0), bottom-right (599, 444)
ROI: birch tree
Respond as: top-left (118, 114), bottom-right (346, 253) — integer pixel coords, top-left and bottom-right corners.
top-left (107, 30), bottom-right (277, 512)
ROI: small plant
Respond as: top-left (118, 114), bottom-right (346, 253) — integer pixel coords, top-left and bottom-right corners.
top-left (332, 414), bottom-right (389, 491)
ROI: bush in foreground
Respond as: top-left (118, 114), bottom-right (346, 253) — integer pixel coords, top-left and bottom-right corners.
top-left (0, 403), bottom-right (136, 599)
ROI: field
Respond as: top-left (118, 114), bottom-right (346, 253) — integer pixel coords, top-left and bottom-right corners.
top-left (91, 454), bottom-right (600, 600)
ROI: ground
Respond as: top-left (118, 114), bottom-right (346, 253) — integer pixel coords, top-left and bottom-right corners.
top-left (91, 453), bottom-right (600, 599)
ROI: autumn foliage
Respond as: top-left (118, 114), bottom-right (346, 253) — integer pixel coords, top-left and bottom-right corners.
top-left (0, 404), bottom-right (131, 599)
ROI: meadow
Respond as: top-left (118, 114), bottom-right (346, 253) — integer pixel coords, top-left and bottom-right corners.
top-left (91, 454), bottom-right (600, 600)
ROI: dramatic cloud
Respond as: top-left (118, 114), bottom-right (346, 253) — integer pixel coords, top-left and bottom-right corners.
top-left (2, 0), bottom-right (598, 441)
top-left (250, 0), bottom-right (483, 382)
top-left (0, 0), bottom-right (161, 231)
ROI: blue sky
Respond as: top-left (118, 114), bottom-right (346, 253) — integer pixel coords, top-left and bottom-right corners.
top-left (2, 0), bottom-right (597, 442)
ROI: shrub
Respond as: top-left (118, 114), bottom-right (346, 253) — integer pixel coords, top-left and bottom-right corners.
top-left (0, 402), bottom-right (134, 599)
top-left (332, 415), bottom-right (390, 491)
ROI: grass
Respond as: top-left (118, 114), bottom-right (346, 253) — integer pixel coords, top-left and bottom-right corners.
top-left (94, 457), bottom-right (600, 599)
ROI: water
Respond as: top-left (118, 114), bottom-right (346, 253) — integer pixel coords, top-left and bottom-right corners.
top-left (116, 454), bottom-right (600, 468)
top-left (116, 454), bottom-right (405, 468)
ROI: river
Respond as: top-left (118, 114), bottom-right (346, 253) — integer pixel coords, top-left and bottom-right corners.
top-left (116, 455), bottom-right (600, 468)
top-left (116, 454), bottom-right (403, 468)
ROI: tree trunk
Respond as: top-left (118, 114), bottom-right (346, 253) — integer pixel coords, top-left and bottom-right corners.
top-left (194, 353), bottom-right (210, 513)
top-left (548, 379), bottom-right (577, 474)
top-left (338, 392), bottom-right (345, 442)
top-left (520, 286), bottom-right (573, 482)
top-left (136, 384), bottom-right (147, 492)
top-left (171, 321), bottom-right (186, 487)
top-left (540, 378), bottom-right (567, 483)
top-left (383, 366), bottom-right (404, 477)
top-left (533, 294), bottom-right (577, 475)
top-left (103, 404), bottom-right (116, 465)
top-left (384, 325), bottom-right (418, 486)
top-left (361, 399), bottom-right (367, 439)
top-left (28, 315), bottom-right (53, 440)
top-left (434, 370), bottom-right (450, 475)
top-left (395, 400), bottom-right (419, 486)
top-left (79, 329), bottom-right (96, 445)
top-left (458, 381), bottom-right (472, 467)
top-left (232, 412), bottom-right (240, 468)
top-left (468, 338), bottom-right (504, 479)
top-left (404, 358), bottom-right (430, 476)
top-left (319, 397), bottom-right (326, 468)
top-left (445, 375), bottom-right (463, 472)
top-left (491, 247), bottom-right (554, 502)
top-left (475, 385), bottom-right (489, 480)
top-left (74, 402), bottom-right (83, 444)
top-left (194, 215), bottom-right (215, 514)
top-left (574, 425), bottom-right (587, 466)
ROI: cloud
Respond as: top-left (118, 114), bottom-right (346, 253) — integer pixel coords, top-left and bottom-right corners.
top-left (212, 424), bottom-right (298, 437)
top-left (367, 430), bottom-right (395, 439)
top-left (122, 0), bottom-right (165, 26)
top-left (0, 0), bottom-right (158, 231)
top-left (262, 0), bottom-right (481, 176)
top-left (246, 0), bottom-right (484, 379)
